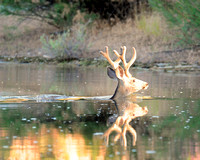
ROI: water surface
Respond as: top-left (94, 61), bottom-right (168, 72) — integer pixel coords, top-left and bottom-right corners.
top-left (0, 62), bottom-right (200, 159)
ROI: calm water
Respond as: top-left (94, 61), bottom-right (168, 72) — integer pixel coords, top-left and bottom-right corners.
top-left (0, 62), bottom-right (200, 160)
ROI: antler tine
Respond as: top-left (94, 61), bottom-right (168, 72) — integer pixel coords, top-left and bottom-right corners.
top-left (126, 125), bottom-right (137, 146)
top-left (120, 46), bottom-right (127, 64)
top-left (100, 46), bottom-right (121, 69)
top-left (128, 47), bottom-right (137, 69)
top-left (118, 46), bottom-right (137, 77)
top-left (103, 124), bottom-right (122, 145)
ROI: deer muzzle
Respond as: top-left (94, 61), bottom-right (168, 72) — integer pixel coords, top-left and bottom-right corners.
top-left (142, 83), bottom-right (149, 90)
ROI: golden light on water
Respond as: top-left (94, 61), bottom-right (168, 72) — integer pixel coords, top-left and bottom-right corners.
top-left (8, 137), bottom-right (40, 160)
top-left (4, 125), bottom-right (106, 160)
top-left (51, 130), bottom-right (91, 160)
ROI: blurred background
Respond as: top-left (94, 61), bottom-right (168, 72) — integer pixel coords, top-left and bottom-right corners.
top-left (0, 0), bottom-right (199, 65)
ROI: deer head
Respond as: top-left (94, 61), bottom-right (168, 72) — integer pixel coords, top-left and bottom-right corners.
top-left (100, 46), bottom-right (148, 99)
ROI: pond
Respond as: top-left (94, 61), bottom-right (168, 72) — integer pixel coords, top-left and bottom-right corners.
top-left (0, 62), bottom-right (200, 160)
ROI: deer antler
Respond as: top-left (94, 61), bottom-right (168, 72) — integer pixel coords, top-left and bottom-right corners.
top-left (122, 123), bottom-right (137, 146)
top-left (100, 46), bottom-right (137, 77)
top-left (100, 46), bottom-right (148, 99)
top-left (103, 123), bottom-right (122, 145)
top-left (103, 103), bottom-right (148, 147)
top-left (103, 116), bottom-right (137, 147)
top-left (113, 124), bottom-right (137, 146)
top-left (112, 116), bottom-right (137, 146)
top-left (100, 46), bottom-right (121, 69)
top-left (113, 46), bottom-right (137, 78)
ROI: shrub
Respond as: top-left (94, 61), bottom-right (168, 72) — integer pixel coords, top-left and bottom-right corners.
top-left (149, 0), bottom-right (200, 46)
top-left (40, 23), bottom-right (91, 59)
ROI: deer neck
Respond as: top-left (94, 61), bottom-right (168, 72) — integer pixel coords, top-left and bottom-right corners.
top-left (111, 80), bottom-right (129, 99)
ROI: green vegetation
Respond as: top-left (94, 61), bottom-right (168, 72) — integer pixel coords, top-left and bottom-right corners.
top-left (0, 0), bottom-right (147, 28)
top-left (40, 23), bottom-right (91, 58)
top-left (149, 0), bottom-right (200, 46)
top-left (135, 12), bottom-right (165, 37)
top-left (0, 1), bottom-right (83, 28)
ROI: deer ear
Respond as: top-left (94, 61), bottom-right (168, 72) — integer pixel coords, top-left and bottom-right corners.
top-left (107, 67), bottom-right (117, 80)
top-left (115, 66), bottom-right (125, 79)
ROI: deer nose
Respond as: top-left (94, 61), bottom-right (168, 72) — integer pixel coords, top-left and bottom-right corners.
top-left (142, 83), bottom-right (149, 90)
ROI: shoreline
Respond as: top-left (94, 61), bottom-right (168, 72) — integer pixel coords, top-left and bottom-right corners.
top-left (1, 55), bottom-right (200, 73)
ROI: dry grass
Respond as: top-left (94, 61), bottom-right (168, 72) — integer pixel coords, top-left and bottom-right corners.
top-left (0, 15), bottom-right (56, 57)
top-left (88, 12), bottom-right (178, 62)
top-left (88, 12), bottom-right (199, 64)
top-left (0, 13), bottom-right (199, 64)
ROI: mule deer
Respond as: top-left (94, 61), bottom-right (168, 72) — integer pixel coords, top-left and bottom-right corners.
top-left (100, 46), bottom-right (148, 99)
top-left (0, 46), bottom-right (149, 103)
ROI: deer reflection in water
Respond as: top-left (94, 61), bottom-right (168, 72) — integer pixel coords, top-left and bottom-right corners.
top-left (100, 46), bottom-right (149, 147)
top-left (104, 98), bottom-right (148, 147)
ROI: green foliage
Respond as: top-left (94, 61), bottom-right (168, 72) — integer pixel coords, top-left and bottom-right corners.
top-left (40, 32), bottom-right (69, 57)
top-left (40, 23), bottom-right (91, 58)
top-left (149, 0), bottom-right (200, 46)
top-left (135, 13), bottom-right (163, 37)
top-left (84, 12), bottom-right (99, 22)
top-left (52, 3), bottom-right (78, 27)
top-left (0, 1), bottom-right (100, 28)
top-left (0, 1), bottom-right (79, 28)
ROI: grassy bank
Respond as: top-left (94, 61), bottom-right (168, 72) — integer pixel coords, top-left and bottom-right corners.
top-left (0, 8), bottom-right (199, 66)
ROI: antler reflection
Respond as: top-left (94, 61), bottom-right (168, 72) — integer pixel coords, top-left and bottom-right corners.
top-left (103, 100), bottom-right (148, 147)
